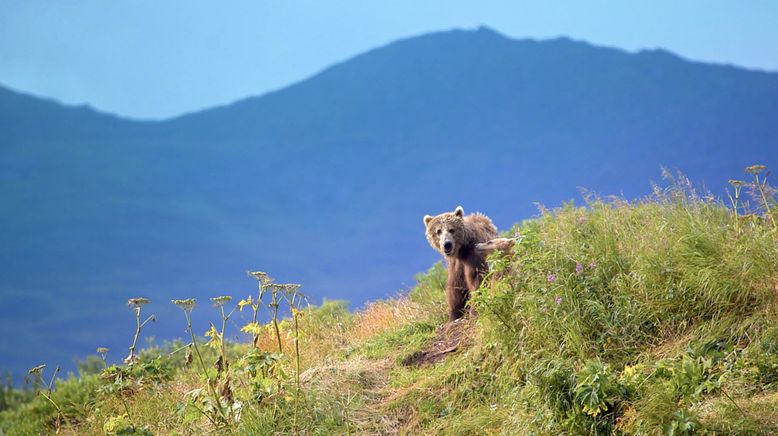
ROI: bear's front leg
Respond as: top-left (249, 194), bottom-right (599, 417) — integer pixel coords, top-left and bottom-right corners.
top-left (446, 261), bottom-right (469, 321)
top-left (447, 285), bottom-right (469, 321)
top-left (463, 263), bottom-right (484, 318)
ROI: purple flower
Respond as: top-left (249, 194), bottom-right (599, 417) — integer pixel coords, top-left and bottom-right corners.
top-left (554, 295), bottom-right (562, 305)
top-left (575, 262), bottom-right (584, 274)
top-left (547, 274), bottom-right (556, 283)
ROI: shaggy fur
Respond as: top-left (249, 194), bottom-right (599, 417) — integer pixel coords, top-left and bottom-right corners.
top-left (423, 206), bottom-right (498, 321)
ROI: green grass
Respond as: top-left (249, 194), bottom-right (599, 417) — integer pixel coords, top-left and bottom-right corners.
top-left (357, 321), bottom-right (438, 361)
top-left (2, 170), bottom-right (777, 435)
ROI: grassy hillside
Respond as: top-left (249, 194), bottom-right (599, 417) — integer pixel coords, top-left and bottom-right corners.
top-left (2, 168), bottom-right (777, 435)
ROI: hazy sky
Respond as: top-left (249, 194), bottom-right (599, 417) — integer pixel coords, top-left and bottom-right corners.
top-left (1, 1), bottom-right (776, 119)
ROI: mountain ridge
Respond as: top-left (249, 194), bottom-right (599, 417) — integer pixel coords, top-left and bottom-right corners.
top-left (4, 26), bottom-right (777, 127)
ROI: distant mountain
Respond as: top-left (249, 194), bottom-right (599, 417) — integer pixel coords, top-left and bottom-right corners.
top-left (1, 26), bottom-right (777, 382)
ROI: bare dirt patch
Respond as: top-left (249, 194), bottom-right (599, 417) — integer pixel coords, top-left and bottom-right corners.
top-left (401, 318), bottom-right (473, 367)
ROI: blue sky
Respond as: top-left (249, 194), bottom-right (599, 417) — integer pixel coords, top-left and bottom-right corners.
top-left (1, 0), bottom-right (776, 119)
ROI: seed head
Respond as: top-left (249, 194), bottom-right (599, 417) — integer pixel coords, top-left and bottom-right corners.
top-left (248, 271), bottom-right (273, 286)
top-left (267, 283), bottom-right (286, 293)
top-left (728, 179), bottom-right (747, 188)
top-left (127, 297), bottom-right (150, 308)
top-left (283, 284), bottom-right (302, 293)
top-left (210, 295), bottom-right (233, 307)
top-left (745, 165), bottom-right (766, 175)
top-left (28, 364), bottom-right (46, 375)
top-left (96, 347), bottom-right (109, 361)
top-left (172, 298), bottom-right (197, 312)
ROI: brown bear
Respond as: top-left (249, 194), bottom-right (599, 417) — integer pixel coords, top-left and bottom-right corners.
top-left (423, 206), bottom-right (499, 321)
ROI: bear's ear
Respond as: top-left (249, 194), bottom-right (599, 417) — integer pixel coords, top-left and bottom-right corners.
top-left (423, 215), bottom-right (434, 227)
top-left (454, 206), bottom-right (464, 217)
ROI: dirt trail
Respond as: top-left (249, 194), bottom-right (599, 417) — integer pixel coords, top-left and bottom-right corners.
top-left (400, 319), bottom-right (472, 367)
top-left (347, 319), bottom-right (472, 434)
top-left (300, 319), bottom-right (470, 434)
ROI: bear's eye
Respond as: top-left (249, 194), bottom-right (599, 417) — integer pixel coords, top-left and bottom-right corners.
top-left (448, 229), bottom-right (455, 233)
top-left (436, 229), bottom-right (442, 235)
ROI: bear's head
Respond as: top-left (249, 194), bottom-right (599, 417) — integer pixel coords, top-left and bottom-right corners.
top-left (423, 206), bottom-right (468, 257)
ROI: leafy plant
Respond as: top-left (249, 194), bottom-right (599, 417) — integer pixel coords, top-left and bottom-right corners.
top-left (663, 409), bottom-right (699, 436)
top-left (667, 356), bottom-right (719, 402)
top-left (575, 361), bottom-right (620, 417)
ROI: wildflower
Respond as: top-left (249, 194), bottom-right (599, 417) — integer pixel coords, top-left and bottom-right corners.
top-left (547, 274), bottom-right (556, 283)
top-left (210, 295), bottom-right (232, 307)
top-left (172, 298), bottom-right (196, 312)
top-left (575, 262), bottom-right (584, 274)
top-left (28, 364), bottom-right (46, 375)
top-left (577, 216), bottom-right (586, 225)
top-left (554, 296), bottom-right (562, 305)
top-left (728, 179), bottom-right (747, 188)
top-left (127, 297), bottom-right (150, 308)
top-left (589, 261), bottom-right (597, 270)
top-left (745, 165), bottom-right (766, 175)
top-left (513, 229), bottom-right (521, 238)
top-left (248, 271), bottom-right (273, 286)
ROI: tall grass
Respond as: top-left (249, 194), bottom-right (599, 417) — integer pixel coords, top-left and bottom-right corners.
top-left (480, 191), bottom-right (776, 365)
top-left (463, 170), bottom-right (778, 433)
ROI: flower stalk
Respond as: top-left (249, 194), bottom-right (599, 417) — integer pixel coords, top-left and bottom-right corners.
top-left (172, 299), bottom-right (230, 426)
top-left (125, 298), bottom-right (154, 365)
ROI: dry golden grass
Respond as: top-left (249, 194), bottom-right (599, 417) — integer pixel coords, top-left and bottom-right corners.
top-left (744, 392), bottom-right (778, 425)
top-left (252, 296), bottom-right (430, 371)
top-left (347, 298), bottom-right (427, 345)
top-left (645, 329), bottom-right (698, 361)
top-left (695, 390), bottom-right (778, 434)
